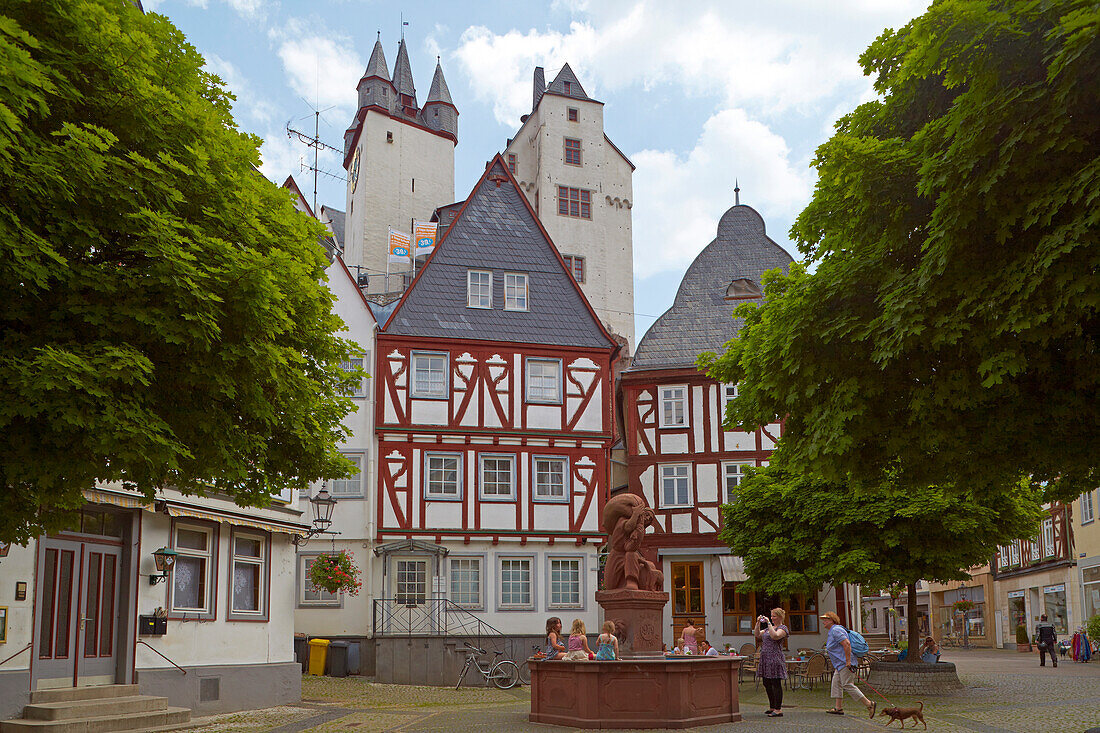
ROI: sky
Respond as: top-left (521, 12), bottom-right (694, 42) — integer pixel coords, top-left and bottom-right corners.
top-left (144, 0), bottom-right (930, 342)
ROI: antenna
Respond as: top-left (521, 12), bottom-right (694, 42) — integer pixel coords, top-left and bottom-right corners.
top-left (286, 99), bottom-right (343, 215)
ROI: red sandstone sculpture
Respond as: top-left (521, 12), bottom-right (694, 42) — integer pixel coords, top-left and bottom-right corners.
top-left (603, 494), bottom-right (664, 592)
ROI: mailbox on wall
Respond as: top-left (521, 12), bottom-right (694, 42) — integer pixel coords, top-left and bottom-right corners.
top-left (139, 615), bottom-right (168, 636)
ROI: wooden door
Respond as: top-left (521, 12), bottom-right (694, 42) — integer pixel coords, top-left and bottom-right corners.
top-left (671, 562), bottom-right (705, 647)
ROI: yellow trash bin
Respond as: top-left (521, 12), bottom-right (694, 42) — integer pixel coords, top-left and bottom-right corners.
top-left (308, 639), bottom-right (330, 676)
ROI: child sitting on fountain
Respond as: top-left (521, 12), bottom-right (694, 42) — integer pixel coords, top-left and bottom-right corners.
top-left (595, 621), bottom-right (619, 660)
top-left (672, 637), bottom-right (686, 655)
top-left (544, 617), bottom-right (566, 660)
top-left (564, 619), bottom-right (595, 661)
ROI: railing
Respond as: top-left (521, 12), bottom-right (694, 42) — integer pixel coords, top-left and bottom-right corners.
top-left (0, 643), bottom-right (31, 667)
top-left (136, 640), bottom-right (187, 675)
top-left (372, 597), bottom-right (530, 665)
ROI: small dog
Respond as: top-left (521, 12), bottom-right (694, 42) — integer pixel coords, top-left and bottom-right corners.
top-left (879, 701), bottom-right (926, 729)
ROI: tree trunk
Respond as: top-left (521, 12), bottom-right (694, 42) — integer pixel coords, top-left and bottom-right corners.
top-left (906, 582), bottom-right (921, 663)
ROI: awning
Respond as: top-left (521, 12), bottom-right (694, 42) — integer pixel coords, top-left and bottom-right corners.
top-left (164, 502), bottom-right (309, 536)
top-left (82, 488), bottom-right (154, 510)
top-left (719, 555), bottom-right (748, 582)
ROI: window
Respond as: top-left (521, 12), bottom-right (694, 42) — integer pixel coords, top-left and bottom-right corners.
top-left (562, 254), bottom-right (585, 283)
top-left (785, 591), bottom-right (819, 633)
top-left (425, 453), bottom-right (461, 499)
top-left (507, 154), bottom-right (516, 173)
top-left (549, 558), bottom-right (582, 608)
top-left (339, 355), bottom-right (367, 397)
top-left (412, 351), bottom-right (447, 398)
top-left (723, 462), bottom-right (750, 503)
top-left (229, 532), bottom-right (267, 618)
top-left (567, 107), bottom-right (578, 122)
top-left (1042, 517), bottom-right (1055, 557)
top-left (1081, 490), bottom-right (1095, 524)
top-left (564, 138), bottom-right (581, 166)
top-left (171, 524), bottom-right (215, 617)
top-left (563, 81), bottom-right (572, 95)
top-left (722, 383), bottom-right (738, 415)
top-left (1009, 540), bottom-right (1020, 566)
top-left (557, 186), bottom-right (591, 219)
top-left (533, 457), bottom-right (568, 501)
top-left (871, 607), bottom-right (878, 629)
top-left (660, 464), bottom-right (691, 507)
top-left (526, 358), bottom-right (561, 403)
top-left (504, 273), bottom-right (529, 311)
top-left (328, 454), bottom-right (363, 497)
top-left (479, 454), bottom-right (515, 500)
top-left (722, 582), bottom-right (753, 634)
top-left (1029, 535), bottom-right (1041, 563)
top-left (500, 557), bottom-right (533, 608)
top-left (300, 556), bottom-right (339, 607)
top-left (395, 559), bottom-right (427, 606)
top-left (449, 557), bottom-right (482, 609)
top-left (467, 270), bottom-right (492, 308)
top-left (660, 386), bottom-right (687, 427)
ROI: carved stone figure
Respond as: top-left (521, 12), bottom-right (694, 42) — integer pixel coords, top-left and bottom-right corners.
top-left (602, 493), bottom-right (664, 592)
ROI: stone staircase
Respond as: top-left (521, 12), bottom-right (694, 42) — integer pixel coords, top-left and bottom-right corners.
top-left (0, 685), bottom-right (192, 732)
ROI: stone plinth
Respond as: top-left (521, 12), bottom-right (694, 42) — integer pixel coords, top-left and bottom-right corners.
top-left (595, 589), bottom-right (668, 658)
top-left (865, 661), bottom-right (963, 695)
top-left (529, 657), bottom-right (742, 729)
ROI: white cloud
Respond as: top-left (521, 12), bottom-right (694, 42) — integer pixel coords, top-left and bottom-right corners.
top-left (631, 108), bottom-right (810, 278)
top-left (183, 0), bottom-right (266, 19)
top-left (269, 19), bottom-right (363, 115)
top-left (204, 53), bottom-right (276, 126)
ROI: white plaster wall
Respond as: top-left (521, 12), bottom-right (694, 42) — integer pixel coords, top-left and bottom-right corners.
top-left (0, 541), bottom-right (37, 672)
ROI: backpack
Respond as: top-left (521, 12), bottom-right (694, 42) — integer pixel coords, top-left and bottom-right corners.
top-left (846, 628), bottom-right (869, 657)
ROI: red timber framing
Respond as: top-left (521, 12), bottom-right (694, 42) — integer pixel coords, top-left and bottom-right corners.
top-left (621, 367), bottom-right (784, 545)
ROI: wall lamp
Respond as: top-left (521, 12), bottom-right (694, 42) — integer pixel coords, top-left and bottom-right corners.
top-left (149, 547), bottom-right (178, 585)
top-left (292, 489), bottom-right (341, 547)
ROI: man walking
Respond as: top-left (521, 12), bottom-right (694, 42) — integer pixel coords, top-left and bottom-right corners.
top-left (1035, 614), bottom-right (1058, 668)
top-left (820, 612), bottom-right (875, 718)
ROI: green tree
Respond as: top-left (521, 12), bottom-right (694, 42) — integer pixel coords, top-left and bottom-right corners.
top-left (721, 454), bottom-right (1042, 662)
top-left (0, 0), bottom-right (360, 543)
top-left (699, 0), bottom-right (1100, 501)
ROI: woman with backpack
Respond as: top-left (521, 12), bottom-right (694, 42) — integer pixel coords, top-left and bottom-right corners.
top-left (820, 612), bottom-right (876, 718)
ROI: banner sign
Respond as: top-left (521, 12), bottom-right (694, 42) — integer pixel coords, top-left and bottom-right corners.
top-left (413, 221), bottom-right (437, 255)
top-left (388, 228), bottom-right (411, 263)
top-left (1007, 590), bottom-right (1025, 599)
top-left (1043, 584), bottom-right (1065, 594)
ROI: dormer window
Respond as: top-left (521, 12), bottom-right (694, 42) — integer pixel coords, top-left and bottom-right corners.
top-left (563, 81), bottom-right (572, 95)
top-left (504, 273), bottom-right (529, 311)
top-left (467, 270), bottom-right (492, 308)
top-left (725, 278), bottom-right (762, 300)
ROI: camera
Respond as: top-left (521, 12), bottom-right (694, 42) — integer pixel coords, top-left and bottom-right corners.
top-left (760, 619), bottom-right (769, 630)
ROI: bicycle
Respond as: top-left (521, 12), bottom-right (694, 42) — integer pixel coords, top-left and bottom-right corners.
top-left (518, 645), bottom-right (542, 685)
top-left (455, 643), bottom-right (520, 689)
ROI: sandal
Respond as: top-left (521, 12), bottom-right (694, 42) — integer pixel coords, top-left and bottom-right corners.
top-left (826, 709), bottom-right (844, 715)
top-left (869, 701), bottom-right (877, 719)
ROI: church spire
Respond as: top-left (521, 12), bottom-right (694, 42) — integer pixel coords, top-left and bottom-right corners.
top-left (391, 38), bottom-right (417, 111)
top-left (362, 35), bottom-right (390, 81)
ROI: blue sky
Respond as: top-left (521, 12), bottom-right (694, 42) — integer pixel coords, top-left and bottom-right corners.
top-left (147, 0), bottom-right (928, 342)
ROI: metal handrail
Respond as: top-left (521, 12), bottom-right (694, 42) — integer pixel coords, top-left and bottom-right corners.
top-left (136, 640), bottom-right (187, 675)
top-left (372, 597), bottom-right (525, 665)
top-left (0, 643), bottom-right (31, 666)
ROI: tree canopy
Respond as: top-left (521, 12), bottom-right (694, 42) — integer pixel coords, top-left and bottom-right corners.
top-left (699, 0), bottom-right (1099, 502)
top-left (0, 0), bottom-right (360, 543)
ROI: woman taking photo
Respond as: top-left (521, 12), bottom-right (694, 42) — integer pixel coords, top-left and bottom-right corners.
top-left (755, 608), bottom-right (789, 718)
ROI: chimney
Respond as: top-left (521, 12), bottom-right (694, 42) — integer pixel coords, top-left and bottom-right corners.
top-left (532, 66), bottom-right (545, 112)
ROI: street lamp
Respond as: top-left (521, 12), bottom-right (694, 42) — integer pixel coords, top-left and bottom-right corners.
top-left (149, 547), bottom-right (178, 585)
top-left (292, 488), bottom-right (341, 547)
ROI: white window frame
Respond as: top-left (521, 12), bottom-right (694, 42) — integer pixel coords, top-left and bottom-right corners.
top-left (1042, 517), bottom-right (1055, 558)
top-left (479, 454), bottom-right (516, 501)
top-left (339, 354), bottom-right (368, 398)
top-left (525, 357), bottom-right (562, 404)
top-left (394, 557), bottom-right (428, 606)
top-left (504, 273), bottom-right (529, 311)
top-left (548, 556), bottom-right (583, 609)
top-left (411, 351), bottom-right (448, 399)
top-left (424, 452), bottom-right (462, 500)
top-left (298, 554), bottom-right (340, 607)
top-left (1029, 536), bottom-right (1041, 562)
top-left (1081, 490), bottom-right (1095, 525)
top-left (660, 385), bottom-right (687, 428)
top-left (329, 454), bottom-right (364, 497)
top-left (467, 269), bottom-right (492, 309)
top-left (498, 556), bottom-right (535, 610)
top-left (532, 456), bottom-right (569, 503)
top-left (1009, 540), bottom-right (1020, 566)
top-left (170, 523), bottom-right (215, 617)
top-left (449, 556), bottom-right (483, 610)
top-left (228, 531), bottom-right (267, 619)
top-left (722, 462), bottom-right (751, 503)
top-left (660, 464), bottom-right (691, 507)
top-left (722, 382), bottom-right (738, 415)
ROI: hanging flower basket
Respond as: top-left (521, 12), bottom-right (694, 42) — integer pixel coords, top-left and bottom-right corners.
top-left (953, 600), bottom-right (975, 613)
top-left (308, 551), bottom-right (362, 596)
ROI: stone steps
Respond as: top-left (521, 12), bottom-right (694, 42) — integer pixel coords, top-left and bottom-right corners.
top-left (1, 685), bottom-right (191, 733)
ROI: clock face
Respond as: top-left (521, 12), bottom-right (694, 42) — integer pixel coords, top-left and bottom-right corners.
top-left (350, 147), bottom-right (361, 193)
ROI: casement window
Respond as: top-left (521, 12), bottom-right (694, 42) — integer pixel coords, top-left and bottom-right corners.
top-left (499, 557), bottom-right (533, 609)
top-left (479, 454), bottom-right (515, 500)
top-left (329, 454), bottom-right (363, 497)
top-left (228, 531), bottom-right (267, 619)
top-left (504, 273), bottom-right (529, 311)
top-left (467, 270), bottom-right (492, 308)
top-left (411, 351), bottom-right (448, 398)
top-left (567, 107), bottom-right (579, 122)
top-left (1009, 540), bottom-right (1020, 566)
top-left (722, 383), bottom-right (738, 415)
top-left (425, 453), bottom-right (462, 499)
top-left (1081, 490), bottom-right (1095, 524)
top-left (395, 558), bottom-right (427, 606)
top-left (449, 557), bottom-right (482, 609)
top-left (557, 186), bottom-right (591, 219)
top-left (299, 555), bottom-right (340, 607)
top-left (1042, 517), bottom-right (1055, 557)
top-left (533, 456), bottom-right (568, 501)
top-left (549, 557), bottom-right (582, 608)
top-left (339, 355), bottom-right (367, 397)
top-left (660, 464), bottom-right (691, 507)
top-left (507, 153), bottom-right (517, 173)
top-left (562, 254), bottom-right (585, 283)
top-left (1029, 536), bottom-right (1041, 563)
top-left (723, 462), bottom-right (751, 503)
top-left (171, 524), bottom-right (216, 618)
top-left (563, 81), bottom-right (572, 95)
top-left (660, 386), bottom-right (687, 427)
top-left (564, 138), bottom-right (582, 166)
top-left (526, 358), bottom-right (561, 404)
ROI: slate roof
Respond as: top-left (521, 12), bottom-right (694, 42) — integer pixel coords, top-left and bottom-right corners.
top-left (391, 39), bottom-right (417, 101)
top-left (384, 157), bottom-right (616, 350)
top-left (362, 37), bottom-right (390, 81)
top-left (630, 204), bottom-right (793, 370)
top-left (546, 63), bottom-right (593, 101)
top-left (425, 61), bottom-right (453, 105)
top-left (321, 206), bottom-right (345, 251)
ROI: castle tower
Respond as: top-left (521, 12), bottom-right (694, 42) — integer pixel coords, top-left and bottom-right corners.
top-left (503, 63), bottom-right (635, 350)
top-left (342, 36), bottom-right (457, 291)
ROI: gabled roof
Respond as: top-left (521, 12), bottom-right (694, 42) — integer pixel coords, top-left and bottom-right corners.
top-left (630, 204), bottom-right (794, 370)
top-left (391, 39), bottom-right (417, 101)
top-left (320, 206), bottom-right (345, 251)
top-left (546, 63), bottom-right (592, 101)
top-left (425, 60), bottom-right (453, 106)
top-left (361, 37), bottom-right (391, 83)
top-left (383, 155), bottom-right (617, 350)
top-left (281, 174), bottom-right (314, 219)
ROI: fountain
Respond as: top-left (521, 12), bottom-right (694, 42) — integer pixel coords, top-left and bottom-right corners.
top-left (529, 494), bottom-right (743, 728)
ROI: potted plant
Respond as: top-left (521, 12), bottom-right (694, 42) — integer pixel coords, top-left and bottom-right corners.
top-left (952, 600), bottom-right (975, 613)
top-left (1015, 624), bottom-right (1031, 652)
top-left (308, 550), bottom-right (362, 595)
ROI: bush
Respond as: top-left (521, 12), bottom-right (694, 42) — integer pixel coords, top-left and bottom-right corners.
top-left (1016, 625), bottom-right (1029, 645)
top-left (1086, 615), bottom-right (1100, 644)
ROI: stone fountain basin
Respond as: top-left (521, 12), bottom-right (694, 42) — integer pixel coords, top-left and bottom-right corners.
top-left (529, 656), bottom-right (743, 729)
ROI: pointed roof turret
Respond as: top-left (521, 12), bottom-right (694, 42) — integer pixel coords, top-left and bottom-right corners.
top-left (546, 63), bottom-right (591, 101)
top-left (391, 38), bottom-right (417, 103)
top-left (425, 58), bottom-right (453, 106)
top-left (362, 34), bottom-right (391, 82)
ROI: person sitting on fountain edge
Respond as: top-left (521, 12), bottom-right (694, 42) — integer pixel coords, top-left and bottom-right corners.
top-left (544, 617), bottom-right (566, 660)
top-left (565, 619), bottom-right (594, 661)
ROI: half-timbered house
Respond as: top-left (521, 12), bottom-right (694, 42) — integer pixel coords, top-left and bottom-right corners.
top-left (622, 199), bottom-right (859, 651)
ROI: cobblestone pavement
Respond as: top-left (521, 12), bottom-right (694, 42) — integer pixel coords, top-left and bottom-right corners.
top-left (186, 649), bottom-right (1100, 733)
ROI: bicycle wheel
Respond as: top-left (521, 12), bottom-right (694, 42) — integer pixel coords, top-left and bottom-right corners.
top-left (517, 659), bottom-right (531, 685)
top-left (490, 660), bottom-right (520, 689)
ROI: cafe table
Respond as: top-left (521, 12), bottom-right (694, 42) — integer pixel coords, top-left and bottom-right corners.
top-left (785, 657), bottom-right (811, 689)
